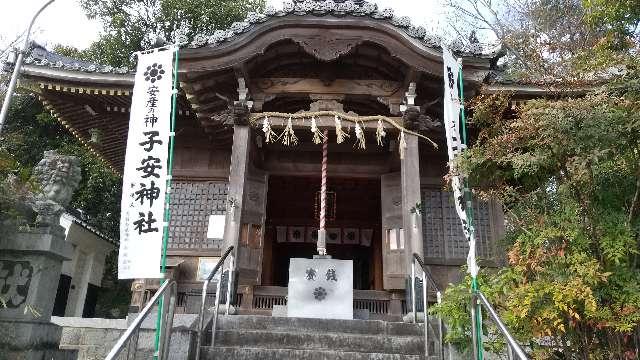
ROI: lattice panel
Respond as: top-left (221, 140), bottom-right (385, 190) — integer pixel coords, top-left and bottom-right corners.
top-left (421, 189), bottom-right (445, 258)
top-left (168, 181), bottom-right (228, 249)
top-left (472, 200), bottom-right (493, 258)
top-left (421, 189), bottom-right (494, 260)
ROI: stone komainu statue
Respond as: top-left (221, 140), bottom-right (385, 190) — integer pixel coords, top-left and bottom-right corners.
top-left (29, 151), bottom-right (82, 225)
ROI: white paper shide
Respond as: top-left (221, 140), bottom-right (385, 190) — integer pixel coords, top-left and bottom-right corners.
top-left (119, 50), bottom-right (174, 279)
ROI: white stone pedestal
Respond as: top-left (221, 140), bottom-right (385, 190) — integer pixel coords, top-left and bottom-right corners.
top-left (287, 258), bottom-right (353, 320)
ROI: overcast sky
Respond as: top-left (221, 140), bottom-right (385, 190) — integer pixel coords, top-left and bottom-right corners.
top-left (0, 0), bottom-right (446, 52)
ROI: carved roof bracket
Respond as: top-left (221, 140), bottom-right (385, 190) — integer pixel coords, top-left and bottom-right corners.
top-left (399, 81), bottom-right (417, 113)
top-left (309, 99), bottom-right (346, 112)
top-left (398, 81), bottom-right (441, 132)
top-left (235, 77), bottom-right (253, 110)
top-left (292, 35), bottom-right (363, 62)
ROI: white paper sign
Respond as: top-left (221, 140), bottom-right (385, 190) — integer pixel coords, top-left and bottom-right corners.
top-left (442, 46), bottom-right (478, 277)
top-left (207, 214), bottom-right (226, 239)
top-left (287, 258), bottom-right (353, 320)
top-left (119, 49), bottom-right (174, 279)
top-left (197, 257), bottom-right (220, 280)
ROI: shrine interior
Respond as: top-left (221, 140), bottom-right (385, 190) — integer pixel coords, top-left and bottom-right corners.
top-left (264, 176), bottom-right (382, 290)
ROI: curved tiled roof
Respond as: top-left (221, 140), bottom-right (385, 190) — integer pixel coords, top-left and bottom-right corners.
top-left (22, 44), bottom-right (131, 74)
top-left (20, 0), bottom-right (495, 76)
top-left (182, 0), bottom-right (492, 57)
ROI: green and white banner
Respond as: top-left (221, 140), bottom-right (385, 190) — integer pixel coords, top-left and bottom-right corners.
top-left (442, 46), bottom-right (478, 278)
top-left (119, 49), bottom-right (175, 279)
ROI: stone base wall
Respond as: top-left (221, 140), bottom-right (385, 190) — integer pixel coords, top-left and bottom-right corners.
top-left (52, 316), bottom-right (196, 360)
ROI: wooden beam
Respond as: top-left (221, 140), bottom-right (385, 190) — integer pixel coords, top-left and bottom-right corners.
top-left (253, 78), bottom-right (402, 97)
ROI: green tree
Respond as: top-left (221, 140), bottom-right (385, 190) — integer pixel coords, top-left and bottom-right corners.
top-left (584, 0), bottom-right (640, 48)
top-left (435, 78), bottom-right (640, 358)
top-left (445, 0), bottom-right (638, 81)
top-left (76, 0), bottom-right (265, 67)
top-left (433, 1), bottom-right (640, 358)
top-left (0, 95), bottom-right (70, 227)
top-left (0, 94), bottom-right (121, 238)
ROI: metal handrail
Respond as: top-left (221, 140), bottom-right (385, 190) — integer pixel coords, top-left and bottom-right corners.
top-left (105, 280), bottom-right (177, 360)
top-left (411, 253), bottom-right (444, 360)
top-left (195, 245), bottom-right (235, 360)
top-left (471, 291), bottom-right (528, 360)
top-left (412, 253), bottom-right (440, 291)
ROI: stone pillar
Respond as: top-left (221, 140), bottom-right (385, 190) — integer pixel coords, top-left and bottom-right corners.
top-left (0, 151), bottom-right (81, 359)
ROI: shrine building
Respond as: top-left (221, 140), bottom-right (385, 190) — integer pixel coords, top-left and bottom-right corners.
top-left (20, 0), bottom-right (535, 320)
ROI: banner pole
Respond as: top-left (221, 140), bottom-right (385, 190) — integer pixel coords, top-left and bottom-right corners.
top-left (153, 46), bottom-right (180, 359)
top-left (458, 60), bottom-right (484, 360)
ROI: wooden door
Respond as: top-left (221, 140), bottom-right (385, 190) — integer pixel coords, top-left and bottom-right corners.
top-left (237, 168), bottom-right (268, 285)
top-left (381, 172), bottom-right (408, 290)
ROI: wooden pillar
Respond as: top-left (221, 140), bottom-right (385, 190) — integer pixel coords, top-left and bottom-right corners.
top-left (223, 125), bottom-right (251, 257)
top-left (224, 122), bottom-right (268, 287)
top-left (389, 292), bottom-right (404, 319)
top-left (401, 133), bottom-right (423, 276)
top-left (239, 284), bottom-right (253, 312)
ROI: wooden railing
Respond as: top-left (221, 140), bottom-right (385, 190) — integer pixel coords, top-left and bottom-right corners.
top-left (174, 285), bottom-right (412, 320)
top-left (234, 286), bottom-right (407, 320)
top-left (252, 286), bottom-right (287, 311)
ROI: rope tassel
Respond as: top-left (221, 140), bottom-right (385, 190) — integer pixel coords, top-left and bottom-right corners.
top-left (376, 119), bottom-right (386, 146)
top-left (335, 115), bottom-right (349, 144)
top-left (399, 130), bottom-right (407, 159)
top-left (262, 116), bottom-right (277, 143)
top-left (282, 117), bottom-right (298, 146)
top-left (311, 116), bottom-right (326, 144)
top-left (354, 122), bottom-right (366, 149)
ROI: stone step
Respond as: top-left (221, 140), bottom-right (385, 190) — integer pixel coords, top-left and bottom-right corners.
top-left (215, 329), bottom-right (427, 355)
top-left (204, 346), bottom-right (427, 360)
top-left (216, 315), bottom-right (425, 337)
top-left (3, 349), bottom-right (79, 360)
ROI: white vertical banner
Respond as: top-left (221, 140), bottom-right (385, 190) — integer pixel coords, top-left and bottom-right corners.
top-left (119, 49), bottom-right (175, 279)
top-left (442, 45), bottom-right (478, 277)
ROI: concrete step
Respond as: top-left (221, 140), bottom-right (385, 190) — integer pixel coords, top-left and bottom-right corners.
top-left (204, 346), bottom-right (426, 360)
top-left (216, 315), bottom-right (425, 337)
top-left (3, 349), bottom-right (78, 360)
top-left (200, 315), bottom-right (447, 359)
top-left (215, 329), bottom-right (425, 355)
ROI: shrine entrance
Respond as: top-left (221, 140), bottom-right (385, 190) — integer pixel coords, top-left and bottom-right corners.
top-left (261, 176), bottom-right (383, 291)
